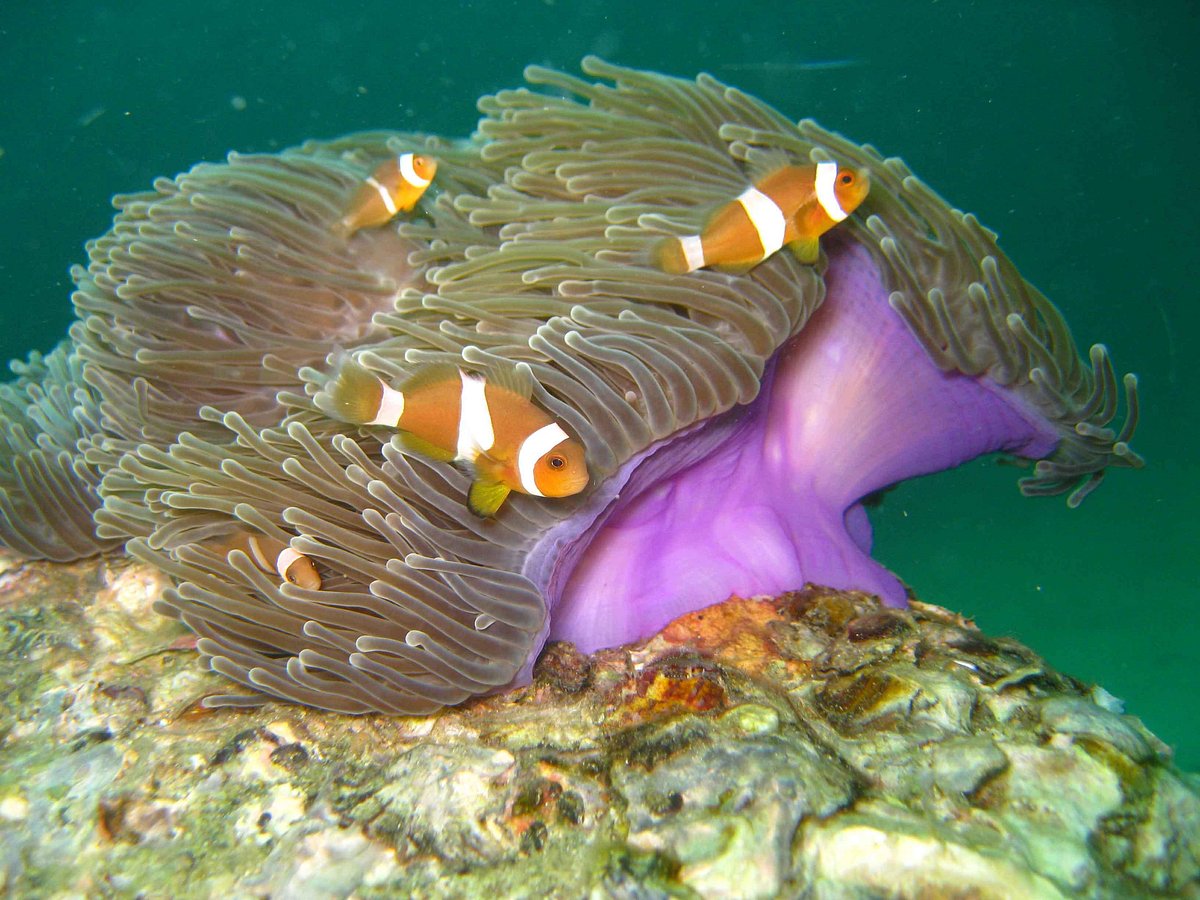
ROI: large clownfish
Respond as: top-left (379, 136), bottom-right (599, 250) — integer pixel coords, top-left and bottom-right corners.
top-left (316, 358), bottom-right (590, 517)
top-left (653, 160), bottom-right (869, 274)
top-left (211, 532), bottom-right (322, 590)
top-left (333, 152), bottom-right (437, 238)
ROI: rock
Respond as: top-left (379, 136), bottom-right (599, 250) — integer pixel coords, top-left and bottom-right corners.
top-left (1, 557), bottom-right (1197, 898)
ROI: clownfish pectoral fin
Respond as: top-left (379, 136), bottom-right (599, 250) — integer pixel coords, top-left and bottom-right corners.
top-left (467, 478), bottom-right (512, 518)
top-left (397, 430), bottom-right (458, 463)
top-left (788, 237), bottom-right (821, 265)
top-left (315, 355), bottom-right (386, 425)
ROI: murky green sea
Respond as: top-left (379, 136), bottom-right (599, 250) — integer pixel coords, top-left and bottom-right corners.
top-left (1, 2), bottom-right (1195, 769)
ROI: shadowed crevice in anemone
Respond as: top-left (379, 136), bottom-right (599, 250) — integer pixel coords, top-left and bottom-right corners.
top-left (0, 58), bottom-right (1143, 714)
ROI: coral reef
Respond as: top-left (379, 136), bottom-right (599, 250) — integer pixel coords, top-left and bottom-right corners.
top-left (0, 554), bottom-right (1195, 898)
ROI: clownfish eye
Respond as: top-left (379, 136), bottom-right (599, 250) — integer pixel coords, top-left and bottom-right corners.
top-left (839, 172), bottom-right (855, 186)
top-left (548, 455), bottom-right (565, 469)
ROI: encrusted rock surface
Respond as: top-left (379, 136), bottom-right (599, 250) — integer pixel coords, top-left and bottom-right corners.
top-left (1, 553), bottom-right (1197, 898)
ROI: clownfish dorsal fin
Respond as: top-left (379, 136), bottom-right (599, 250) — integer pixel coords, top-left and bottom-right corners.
top-left (742, 148), bottom-right (795, 186)
top-left (467, 478), bottom-right (512, 518)
top-left (396, 431), bottom-right (457, 463)
top-left (788, 236), bottom-right (821, 265)
top-left (397, 362), bottom-right (462, 395)
top-left (315, 353), bottom-right (385, 425)
top-left (477, 360), bottom-right (534, 400)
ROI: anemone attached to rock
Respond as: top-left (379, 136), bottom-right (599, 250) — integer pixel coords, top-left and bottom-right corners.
top-left (0, 59), bottom-right (1141, 713)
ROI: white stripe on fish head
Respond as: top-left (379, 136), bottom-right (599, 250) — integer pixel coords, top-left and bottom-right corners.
top-left (517, 422), bottom-right (570, 496)
top-left (815, 161), bottom-right (848, 222)
top-left (398, 152), bottom-right (433, 188)
top-left (275, 546), bottom-right (305, 581)
top-left (736, 187), bottom-right (787, 256)
top-left (456, 371), bottom-right (495, 461)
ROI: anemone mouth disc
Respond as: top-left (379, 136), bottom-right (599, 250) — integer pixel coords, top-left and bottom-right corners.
top-left (0, 59), bottom-right (1141, 714)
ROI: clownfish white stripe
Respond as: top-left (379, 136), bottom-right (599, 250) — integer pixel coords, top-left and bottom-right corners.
top-left (366, 177), bottom-right (399, 216)
top-left (246, 536), bottom-right (273, 572)
top-left (814, 161), bottom-right (848, 222)
top-left (457, 371), bottom-right (495, 460)
top-left (736, 187), bottom-right (787, 257)
top-left (369, 381), bottom-right (406, 426)
top-left (276, 547), bottom-right (305, 580)
top-left (517, 422), bottom-right (570, 496)
top-left (399, 152), bottom-right (433, 188)
top-left (679, 234), bottom-right (706, 272)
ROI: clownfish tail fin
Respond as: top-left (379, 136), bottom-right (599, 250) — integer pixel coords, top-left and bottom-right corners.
top-left (314, 354), bottom-right (386, 425)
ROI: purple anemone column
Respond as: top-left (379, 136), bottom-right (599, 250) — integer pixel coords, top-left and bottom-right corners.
top-left (543, 240), bottom-right (1060, 654)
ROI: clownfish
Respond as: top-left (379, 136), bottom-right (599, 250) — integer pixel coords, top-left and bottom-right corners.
top-left (333, 152), bottom-right (437, 238)
top-left (316, 357), bottom-right (590, 517)
top-left (652, 160), bottom-right (870, 274)
top-left (212, 532), bottom-right (322, 590)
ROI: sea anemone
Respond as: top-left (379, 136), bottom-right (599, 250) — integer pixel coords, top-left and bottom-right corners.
top-left (0, 59), bottom-right (1140, 713)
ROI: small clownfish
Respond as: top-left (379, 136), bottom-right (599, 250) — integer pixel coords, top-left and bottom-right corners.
top-left (333, 152), bottom-right (437, 238)
top-left (213, 532), bottom-right (322, 590)
top-left (652, 160), bottom-right (870, 274)
top-left (316, 357), bottom-right (590, 517)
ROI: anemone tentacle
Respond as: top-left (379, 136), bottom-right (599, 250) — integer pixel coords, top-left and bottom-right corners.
top-left (0, 59), bottom-right (1142, 714)
top-left (0, 345), bottom-right (113, 559)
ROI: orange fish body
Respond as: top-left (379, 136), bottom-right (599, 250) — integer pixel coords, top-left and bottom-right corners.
top-left (334, 152), bottom-right (437, 238)
top-left (316, 358), bottom-right (589, 517)
top-left (213, 532), bottom-right (322, 590)
top-left (653, 161), bottom-right (869, 274)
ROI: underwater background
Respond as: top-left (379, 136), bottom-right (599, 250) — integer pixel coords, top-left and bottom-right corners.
top-left (0, 2), bottom-right (1195, 769)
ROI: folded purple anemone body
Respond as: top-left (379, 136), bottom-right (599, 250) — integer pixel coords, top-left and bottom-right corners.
top-left (535, 239), bottom-right (1060, 654)
top-left (0, 60), bottom-right (1141, 714)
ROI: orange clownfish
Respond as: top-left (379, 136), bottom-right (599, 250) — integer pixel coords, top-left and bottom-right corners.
top-left (653, 160), bottom-right (870, 274)
top-left (333, 152), bottom-right (437, 238)
top-left (316, 357), bottom-right (590, 517)
top-left (212, 532), bottom-right (322, 590)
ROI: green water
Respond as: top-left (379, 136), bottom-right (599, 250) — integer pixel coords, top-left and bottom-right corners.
top-left (1, 3), bottom-right (1196, 769)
